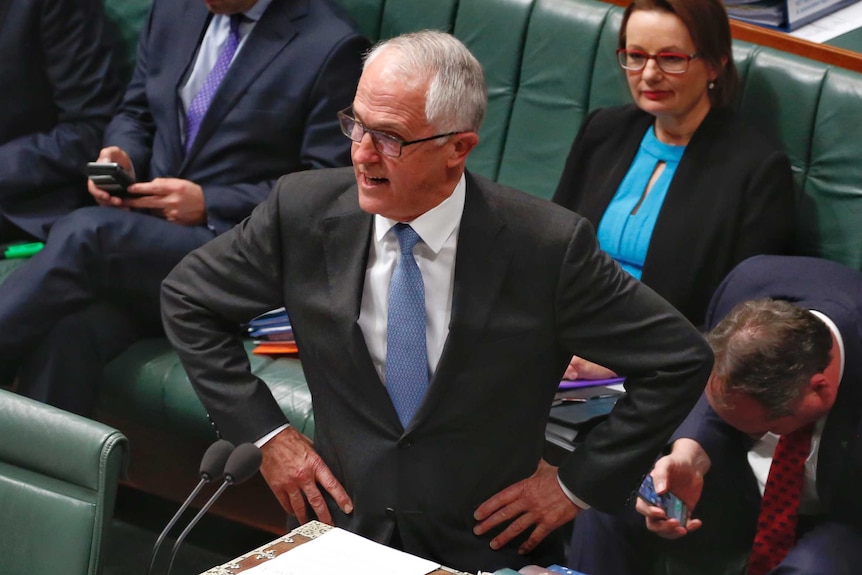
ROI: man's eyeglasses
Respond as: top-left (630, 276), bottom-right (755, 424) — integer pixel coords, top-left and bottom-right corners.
top-left (337, 108), bottom-right (463, 158)
top-left (616, 48), bottom-right (700, 74)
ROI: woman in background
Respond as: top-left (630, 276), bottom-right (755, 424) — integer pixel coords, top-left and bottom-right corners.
top-left (553, 0), bottom-right (794, 380)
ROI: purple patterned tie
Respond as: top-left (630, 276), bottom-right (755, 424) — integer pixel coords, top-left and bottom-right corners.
top-left (185, 14), bottom-right (242, 154)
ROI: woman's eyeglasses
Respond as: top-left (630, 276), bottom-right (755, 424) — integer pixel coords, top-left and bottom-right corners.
top-left (616, 48), bottom-right (700, 74)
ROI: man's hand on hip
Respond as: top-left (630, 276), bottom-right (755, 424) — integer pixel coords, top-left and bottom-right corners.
top-left (473, 459), bottom-right (580, 555)
top-left (260, 427), bottom-right (353, 525)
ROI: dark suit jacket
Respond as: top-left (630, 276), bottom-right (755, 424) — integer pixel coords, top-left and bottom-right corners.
top-left (104, 0), bottom-right (368, 234)
top-left (0, 0), bottom-right (121, 239)
top-left (163, 167), bottom-right (712, 572)
top-left (552, 105), bottom-right (796, 328)
top-left (670, 255), bottom-right (862, 566)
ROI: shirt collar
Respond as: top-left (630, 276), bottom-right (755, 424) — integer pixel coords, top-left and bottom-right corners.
top-left (373, 174), bottom-right (467, 254)
top-left (809, 309), bottom-right (845, 386)
top-left (241, 0), bottom-right (271, 22)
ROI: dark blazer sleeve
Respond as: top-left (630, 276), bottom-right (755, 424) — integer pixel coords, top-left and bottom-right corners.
top-left (551, 218), bottom-right (714, 511)
top-left (161, 181), bottom-right (291, 443)
top-left (0, 0), bottom-right (121, 232)
top-left (162, 167), bottom-right (362, 443)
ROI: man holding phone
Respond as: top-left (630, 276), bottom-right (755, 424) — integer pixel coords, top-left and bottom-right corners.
top-left (0, 0), bottom-right (368, 415)
top-left (568, 255), bottom-right (862, 575)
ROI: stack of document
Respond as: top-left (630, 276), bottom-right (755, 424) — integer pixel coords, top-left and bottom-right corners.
top-left (247, 307), bottom-right (297, 355)
top-left (722, 0), bottom-right (860, 30)
top-left (545, 381), bottom-right (625, 457)
top-left (724, 0), bottom-right (785, 27)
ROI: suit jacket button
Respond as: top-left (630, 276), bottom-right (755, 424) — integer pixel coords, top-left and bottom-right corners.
top-left (399, 439), bottom-right (413, 449)
top-left (385, 507), bottom-right (396, 518)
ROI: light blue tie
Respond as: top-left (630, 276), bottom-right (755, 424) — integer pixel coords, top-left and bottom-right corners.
top-left (385, 224), bottom-right (429, 428)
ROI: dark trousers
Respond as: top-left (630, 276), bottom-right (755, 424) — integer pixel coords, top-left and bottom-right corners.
top-left (0, 206), bottom-right (215, 415)
top-left (0, 212), bottom-right (38, 244)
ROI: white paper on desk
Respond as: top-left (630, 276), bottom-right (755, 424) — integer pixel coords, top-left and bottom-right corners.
top-left (242, 527), bottom-right (441, 575)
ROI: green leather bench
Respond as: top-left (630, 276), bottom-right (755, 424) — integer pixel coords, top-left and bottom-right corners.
top-left (3, 0), bottom-right (862, 535)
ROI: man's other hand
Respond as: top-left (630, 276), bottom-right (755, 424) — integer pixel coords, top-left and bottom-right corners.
top-left (260, 427), bottom-right (353, 525)
top-left (563, 355), bottom-right (618, 381)
top-left (124, 177), bottom-right (207, 225)
top-left (473, 459), bottom-right (580, 555)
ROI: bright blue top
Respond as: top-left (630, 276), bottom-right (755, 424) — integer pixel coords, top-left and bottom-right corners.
top-left (596, 126), bottom-right (685, 280)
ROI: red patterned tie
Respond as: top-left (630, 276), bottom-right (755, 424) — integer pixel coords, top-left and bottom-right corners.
top-left (747, 424), bottom-right (814, 575)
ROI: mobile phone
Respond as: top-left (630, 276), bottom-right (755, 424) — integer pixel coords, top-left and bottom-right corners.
top-left (637, 474), bottom-right (688, 523)
top-left (86, 162), bottom-right (136, 197)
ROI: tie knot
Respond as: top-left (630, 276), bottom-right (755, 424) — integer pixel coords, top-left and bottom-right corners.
top-left (229, 13), bottom-right (243, 36)
top-left (779, 423), bottom-right (815, 453)
top-left (393, 223), bottom-right (421, 254)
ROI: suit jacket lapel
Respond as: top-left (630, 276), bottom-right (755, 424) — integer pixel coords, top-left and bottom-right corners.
top-left (170, 3), bottom-right (211, 166)
top-left (321, 189), bottom-right (400, 425)
top-left (182, 0), bottom-right (303, 164)
top-left (407, 173), bottom-right (512, 431)
top-left (322, 193), bottom-right (371, 331)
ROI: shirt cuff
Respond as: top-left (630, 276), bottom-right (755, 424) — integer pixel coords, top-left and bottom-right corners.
top-left (557, 474), bottom-right (591, 510)
top-left (254, 423), bottom-right (290, 447)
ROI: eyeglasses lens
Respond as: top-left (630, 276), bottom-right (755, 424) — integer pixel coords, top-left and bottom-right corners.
top-left (618, 51), bottom-right (689, 74)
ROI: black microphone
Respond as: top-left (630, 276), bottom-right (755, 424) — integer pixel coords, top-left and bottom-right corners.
top-left (146, 439), bottom-right (234, 575)
top-left (165, 443), bottom-right (263, 575)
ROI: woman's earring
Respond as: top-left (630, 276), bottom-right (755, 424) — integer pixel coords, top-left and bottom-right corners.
top-left (708, 81), bottom-right (716, 90)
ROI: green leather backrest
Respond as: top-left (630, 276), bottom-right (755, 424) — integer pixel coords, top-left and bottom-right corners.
top-left (103, 0), bottom-right (153, 86)
top-left (379, 0), bottom-right (459, 39)
top-left (499, 0), bottom-right (622, 198)
top-left (333, 0), bottom-right (384, 41)
top-left (734, 50), bottom-right (862, 269)
top-left (457, 0), bottom-right (535, 182)
top-left (0, 390), bottom-right (128, 575)
top-left (737, 51), bottom-right (825, 192)
top-left (800, 67), bottom-right (862, 268)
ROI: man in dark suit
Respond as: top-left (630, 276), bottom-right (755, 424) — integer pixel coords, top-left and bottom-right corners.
top-left (0, 0), bottom-right (121, 243)
top-left (161, 30), bottom-right (712, 574)
top-left (0, 0), bottom-right (367, 415)
top-left (568, 255), bottom-right (862, 575)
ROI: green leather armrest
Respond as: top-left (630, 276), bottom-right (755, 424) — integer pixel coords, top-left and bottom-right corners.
top-left (0, 389), bottom-right (128, 575)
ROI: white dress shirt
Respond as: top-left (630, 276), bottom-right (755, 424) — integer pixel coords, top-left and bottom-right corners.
top-left (358, 175), bottom-right (466, 384)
